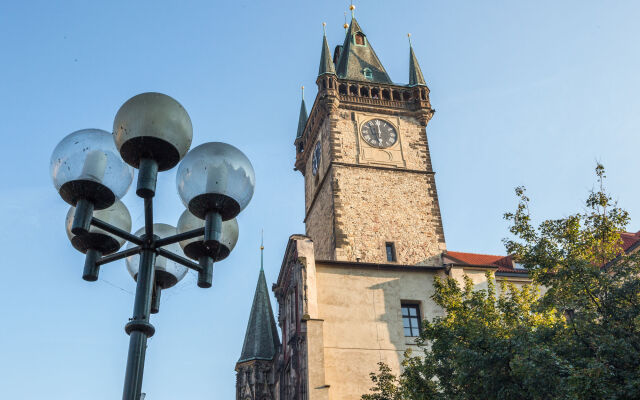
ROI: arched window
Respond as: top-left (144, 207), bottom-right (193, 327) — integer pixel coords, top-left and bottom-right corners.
top-left (363, 68), bottom-right (373, 80)
top-left (355, 32), bottom-right (365, 45)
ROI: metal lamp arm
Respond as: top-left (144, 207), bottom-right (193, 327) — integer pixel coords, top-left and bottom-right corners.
top-left (96, 246), bottom-right (143, 266)
top-left (154, 227), bottom-right (205, 248)
top-left (156, 248), bottom-right (204, 273)
top-left (91, 217), bottom-right (144, 245)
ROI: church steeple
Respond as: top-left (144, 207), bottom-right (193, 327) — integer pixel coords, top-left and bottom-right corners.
top-left (335, 17), bottom-right (392, 84)
top-left (295, 87), bottom-right (308, 139)
top-left (408, 34), bottom-right (426, 86)
top-left (318, 23), bottom-right (336, 77)
top-left (237, 242), bottom-right (280, 364)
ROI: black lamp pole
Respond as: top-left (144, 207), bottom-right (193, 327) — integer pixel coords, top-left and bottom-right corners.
top-left (54, 93), bottom-right (254, 400)
top-left (78, 161), bottom-right (210, 400)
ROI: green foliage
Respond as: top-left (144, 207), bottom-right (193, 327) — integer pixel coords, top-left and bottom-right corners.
top-left (362, 165), bottom-right (640, 400)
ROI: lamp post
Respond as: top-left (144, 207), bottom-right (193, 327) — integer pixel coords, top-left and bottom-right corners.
top-left (50, 92), bottom-right (255, 400)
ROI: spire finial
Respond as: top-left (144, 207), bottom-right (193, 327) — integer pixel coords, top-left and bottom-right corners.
top-left (322, 22), bottom-right (327, 36)
top-left (301, 85), bottom-right (305, 100)
top-left (350, 1), bottom-right (355, 18)
top-left (343, 12), bottom-right (348, 32)
top-left (260, 229), bottom-right (264, 271)
top-left (408, 33), bottom-right (412, 47)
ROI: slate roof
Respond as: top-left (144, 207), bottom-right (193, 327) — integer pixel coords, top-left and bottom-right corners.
top-left (319, 32), bottom-right (336, 77)
top-left (296, 96), bottom-right (308, 139)
top-left (409, 45), bottom-right (426, 86)
top-left (335, 18), bottom-right (392, 84)
top-left (238, 268), bottom-right (280, 363)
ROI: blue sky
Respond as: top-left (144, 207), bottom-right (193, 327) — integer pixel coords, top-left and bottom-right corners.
top-left (1, 1), bottom-right (639, 399)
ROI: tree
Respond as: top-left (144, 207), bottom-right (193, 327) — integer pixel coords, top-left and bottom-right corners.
top-left (362, 165), bottom-right (640, 399)
top-left (504, 164), bottom-right (640, 399)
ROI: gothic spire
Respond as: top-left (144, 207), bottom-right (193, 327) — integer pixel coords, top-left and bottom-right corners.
top-left (318, 23), bottom-right (336, 77)
top-left (408, 34), bottom-right (426, 86)
top-left (296, 86), bottom-right (308, 139)
top-left (237, 242), bottom-right (280, 364)
top-left (335, 17), bottom-right (392, 84)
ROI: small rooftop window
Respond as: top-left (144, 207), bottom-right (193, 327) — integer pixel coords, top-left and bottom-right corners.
top-left (363, 68), bottom-right (373, 80)
top-left (355, 32), bottom-right (365, 46)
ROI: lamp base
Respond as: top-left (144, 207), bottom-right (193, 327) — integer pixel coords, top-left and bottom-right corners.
top-left (119, 136), bottom-right (180, 172)
top-left (183, 241), bottom-right (230, 262)
top-left (59, 179), bottom-right (115, 209)
top-left (188, 193), bottom-right (240, 220)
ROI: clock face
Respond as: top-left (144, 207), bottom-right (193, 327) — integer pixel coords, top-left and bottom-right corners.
top-left (361, 119), bottom-right (397, 148)
top-left (312, 141), bottom-right (321, 175)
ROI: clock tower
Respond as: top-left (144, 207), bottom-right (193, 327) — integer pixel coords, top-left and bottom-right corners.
top-left (294, 18), bottom-right (446, 265)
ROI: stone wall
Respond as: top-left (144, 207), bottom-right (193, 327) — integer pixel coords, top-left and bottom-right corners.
top-left (304, 119), bottom-right (336, 260)
top-left (332, 165), bottom-right (445, 264)
top-left (302, 104), bottom-right (446, 264)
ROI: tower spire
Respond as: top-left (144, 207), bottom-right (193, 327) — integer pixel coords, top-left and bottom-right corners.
top-left (335, 15), bottom-right (392, 83)
top-left (296, 86), bottom-right (308, 139)
top-left (318, 22), bottom-right (336, 77)
top-left (408, 33), bottom-right (426, 86)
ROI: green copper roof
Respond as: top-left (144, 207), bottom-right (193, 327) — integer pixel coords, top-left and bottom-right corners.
top-left (296, 96), bottom-right (308, 139)
top-left (409, 45), bottom-right (426, 86)
top-left (335, 18), bottom-right (392, 84)
top-left (238, 268), bottom-right (280, 364)
top-left (318, 32), bottom-right (336, 76)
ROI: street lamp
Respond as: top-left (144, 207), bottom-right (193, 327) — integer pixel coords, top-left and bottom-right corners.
top-left (50, 92), bottom-right (255, 400)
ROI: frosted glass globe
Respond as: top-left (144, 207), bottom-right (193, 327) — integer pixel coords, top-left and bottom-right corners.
top-left (176, 142), bottom-right (255, 219)
top-left (65, 199), bottom-right (132, 254)
top-left (113, 92), bottom-right (193, 171)
top-left (176, 209), bottom-right (239, 261)
top-left (125, 224), bottom-right (188, 289)
top-left (50, 129), bottom-right (133, 208)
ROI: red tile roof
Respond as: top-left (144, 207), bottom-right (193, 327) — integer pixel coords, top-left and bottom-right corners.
top-left (620, 231), bottom-right (640, 252)
top-left (445, 230), bottom-right (640, 274)
top-left (444, 251), bottom-right (525, 274)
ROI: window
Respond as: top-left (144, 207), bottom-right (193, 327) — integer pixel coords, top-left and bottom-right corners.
top-left (355, 32), bottom-right (365, 45)
top-left (402, 303), bottom-right (421, 337)
top-left (363, 68), bottom-right (373, 80)
top-left (385, 242), bottom-right (396, 262)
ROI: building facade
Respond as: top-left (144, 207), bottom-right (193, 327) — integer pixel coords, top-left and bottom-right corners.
top-left (236, 15), bottom-right (531, 400)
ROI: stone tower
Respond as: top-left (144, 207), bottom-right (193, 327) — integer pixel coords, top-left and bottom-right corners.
top-left (235, 246), bottom-right (281, 400)
top-left (294, 18), bottom-right (446, 265)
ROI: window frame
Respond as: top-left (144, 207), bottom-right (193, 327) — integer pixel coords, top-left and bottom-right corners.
top-left (401, 303), bottom-right (422, 338)
top-left (385, 242), bottom-right (397, 262)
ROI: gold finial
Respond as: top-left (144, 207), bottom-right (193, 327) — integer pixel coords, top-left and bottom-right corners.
top-left (260, 229), bottom-right (264, 270)
top-left (343, 12), bottom-right (349, 31)
top-left (350, 1), bottom-right (355, 18)
top-left (322, 22), bottom-right (327, 36)
top-left (301, 85), bottom-right (305, 100)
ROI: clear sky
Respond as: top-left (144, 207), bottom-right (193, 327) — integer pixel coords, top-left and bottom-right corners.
top-left (1, 1), bottom-right (639, 399)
